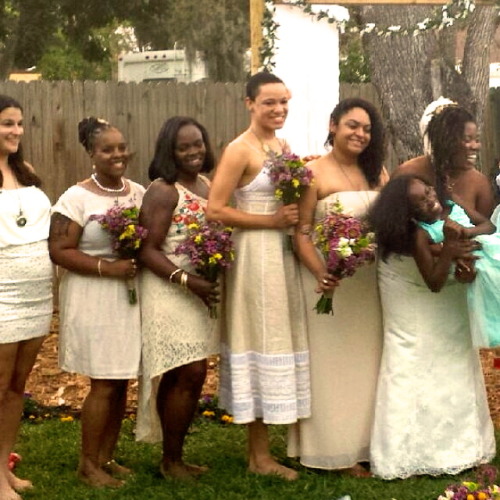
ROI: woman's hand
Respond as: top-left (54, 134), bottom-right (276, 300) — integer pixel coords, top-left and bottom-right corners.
top-left (455, 259), bottom-right (477, 283)
top-left (186, 274), bottom-right (220, 307)
top-left (272, 203), bottom-right (299, 228)
top-left (314, 270), bottom-right (338, 293)
top-left (102, 258), bottom-right (138, 279)
top-left (443, 218), bottom-right (466, 241)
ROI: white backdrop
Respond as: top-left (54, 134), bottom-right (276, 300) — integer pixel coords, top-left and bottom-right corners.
top-left (273, 4), bottom-right (349, 156)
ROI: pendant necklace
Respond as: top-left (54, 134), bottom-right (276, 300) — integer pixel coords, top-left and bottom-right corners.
top-left (336, 158), bottom-right (372, 214)
top-left (250, 128), bottom-right (274, 155)
top-left (91, 173), bottom-right (126, 193)
top-left (13, 178), bottom-right (27, 227)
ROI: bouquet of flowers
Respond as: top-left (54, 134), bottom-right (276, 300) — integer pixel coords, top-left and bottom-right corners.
top-left (438, 466), bottom-right (500, 499)
top-left (266, 152), bottom-right (314, 204)
top-left (313, 199), bottom-right (376, 315)
top-left (90, 205), bottom-right (148, 304)
top-left (266, 152), bottom-right (314, 249)
top-left (175, 221), bottom-right (235, 318)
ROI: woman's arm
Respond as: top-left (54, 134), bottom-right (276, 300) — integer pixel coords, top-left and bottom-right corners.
top-left (413, 219), bottom-right (477, 292)
top-left (49, 213), bottom-right (133, 278)
top-left (206, 141), bottom-right (298, 230)
top-left (139, 181), bottom-right (218, 305)
top-left (294, 184), bottom-right (336, 292)
top-left (460, 204), bottom-right (495, 238)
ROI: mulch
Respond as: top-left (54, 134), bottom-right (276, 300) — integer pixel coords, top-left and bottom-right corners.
top-left (25, 313), bottom-right (500, 427)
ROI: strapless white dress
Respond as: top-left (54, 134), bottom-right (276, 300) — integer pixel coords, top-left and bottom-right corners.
top-left (288, 191), bottom-right (383, 469)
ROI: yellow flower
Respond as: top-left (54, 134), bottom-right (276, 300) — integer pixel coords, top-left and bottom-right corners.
top-left (221, 414), bottom-right (233, 423)
top-left (202, 410), bottom-right (215, 417)
top-left (60, 416), bottom-right (74, 422)
top-left (213, 253), bottom-right (222, 260)
top-left (119, 224), bottom-right (136, 240)
top-left (275, 188), bottom-right (283, 199)
top-left (188, 223), bottom-right (200, 230)
top-left (208, 257), bottom-right (216, 265)
top-left (477, 493), bottom-right (488, 500)
top-left (292, 178), bottom-right (300, 188)
top-left (194, 235), bottom-right (203, 244)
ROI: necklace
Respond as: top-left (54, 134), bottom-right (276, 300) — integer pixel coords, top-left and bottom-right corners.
top-left (91, 173), bottom-right (126, 193)
top-left (335, 157), bottom-right (372, 213)
top-left (250, 128), bottom-right (274, 155)
top-left (13, 178), bottom-right (27, 227)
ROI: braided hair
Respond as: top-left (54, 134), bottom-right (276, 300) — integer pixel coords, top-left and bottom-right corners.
top-left (78, 117), bottom-right (112, 153)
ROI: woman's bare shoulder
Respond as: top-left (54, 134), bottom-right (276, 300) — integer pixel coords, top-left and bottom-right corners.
top-left (393, 155), bottom-right (431, 178)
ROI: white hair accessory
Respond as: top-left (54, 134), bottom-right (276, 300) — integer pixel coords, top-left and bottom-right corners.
top-left (419, 97), bottom-right (457, 155)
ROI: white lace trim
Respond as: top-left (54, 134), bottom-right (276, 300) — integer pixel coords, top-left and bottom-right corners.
top-left (218, 345), bottom-right (311, 425)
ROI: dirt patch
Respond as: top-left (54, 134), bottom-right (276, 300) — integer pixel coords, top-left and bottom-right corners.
top-left (25, 313), bottom-right (500, 427)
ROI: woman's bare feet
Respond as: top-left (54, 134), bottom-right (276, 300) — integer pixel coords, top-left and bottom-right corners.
top-left (248, 457), bottom-right (299, 481)
top-left (7, 471), bottom-right (33, 491)
top-left (77, 464), bottom-right (124, 488)
top-left (339, 463), bottom-right (372, 478)
top-left (101, 460), bottom-right (132, 478)
top-left (159, 461), bottom-right (208, 480)
top-left (0, 484), bottom-right (21, 500)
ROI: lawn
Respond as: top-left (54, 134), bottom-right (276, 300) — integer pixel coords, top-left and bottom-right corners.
top-left (14, 414), bottom-right (500, 500)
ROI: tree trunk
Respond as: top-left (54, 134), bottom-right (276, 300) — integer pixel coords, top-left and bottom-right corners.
top-left (360, 5), bottom-right (497, 166)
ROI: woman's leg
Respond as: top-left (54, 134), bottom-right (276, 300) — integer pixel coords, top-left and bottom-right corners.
top-left (98, 380), bottom-right (131, 476)
top-left (156, 359), bottom-right (207, 478)
top-left (248, 420), bottom-right (298, 481)
top-left (78, 379), bottom-right (125, 488)
top-left (0, 336), bottom-right (46, 499)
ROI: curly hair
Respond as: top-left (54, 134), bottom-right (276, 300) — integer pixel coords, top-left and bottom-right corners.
top-left (369, 175), bottom-right (429, 260)
top-left (425, 105), bottom-right (475, 205)
top-left (77, 116), bottom-right (112, 153)
top-left (0, 95), bottom-right (42, 188)
top-left (148, 116), bottom-right (215, 183)
top-left (326, 98), bottom-right (386, 188)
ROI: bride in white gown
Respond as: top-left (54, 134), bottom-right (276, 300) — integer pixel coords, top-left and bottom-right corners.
top-left (288, 98), bottom-right (389, 474)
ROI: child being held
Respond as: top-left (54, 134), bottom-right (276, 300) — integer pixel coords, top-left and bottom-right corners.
top-left (370, 174), bottom-right (500, 347)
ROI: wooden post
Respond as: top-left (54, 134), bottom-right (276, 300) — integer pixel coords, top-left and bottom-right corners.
top-left (250, 0), bottom-right (265, 74)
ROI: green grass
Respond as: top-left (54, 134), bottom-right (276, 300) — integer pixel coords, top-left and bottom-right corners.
top-left (14, 417), bottom-right (500, 500)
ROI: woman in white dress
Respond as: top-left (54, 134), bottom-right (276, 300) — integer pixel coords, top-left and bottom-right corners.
top-left (207, 72), bottom-right (310, 481)
top-left (136, 116), bottom-right (219, 479)
top-left (287, 98), bottom-right (389, 476)
top-left (0, 95), bottom-right (52, 500)
top-left (369, 102), bottom-right (495, 479)
top-left (49, 117), bottom-right (144, 488)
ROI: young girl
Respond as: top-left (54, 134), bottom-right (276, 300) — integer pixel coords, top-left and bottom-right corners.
top-left (372, 174), bottom-right (500, 345)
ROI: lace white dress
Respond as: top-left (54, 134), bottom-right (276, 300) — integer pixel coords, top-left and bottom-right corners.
top-left (53, 182), bottom-right (145, 379)
top-left (370, 255), bottom-right (495, 479)
top-left (218, 164), bottom-right (311, 425)
top-left (136, 179), bottom-right (219, 443)
top-left (287, 191), bottom-right (383, 469)
top-left (0, 186), bottom-right (52, 343)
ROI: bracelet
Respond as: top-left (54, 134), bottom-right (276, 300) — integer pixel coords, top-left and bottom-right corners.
top-left (97, 259), bottom-right (103, 277)
top-left (169, 268), bottom-right (183, 283)
top-left (180, 271), bottom-right (189, 289)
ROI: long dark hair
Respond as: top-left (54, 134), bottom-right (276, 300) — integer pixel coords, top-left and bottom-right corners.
top-left (326, 98), bottom-right (386, 188)
top-left (426, 105), bottom-right (475, 205)
top-left (148, 116), bottom-right (215, 183)
top-left (369, 175), bottom-right (429, 260)
top-left (0, 95), bottom-right (41, 188)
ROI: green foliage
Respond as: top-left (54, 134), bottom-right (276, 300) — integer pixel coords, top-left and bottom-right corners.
top-left (14, 418), bottom-right (500, 500)
top-left (339, 35), bottom-right (371, 84)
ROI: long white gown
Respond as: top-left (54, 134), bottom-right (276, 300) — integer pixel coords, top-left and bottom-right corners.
top-left (288, 191), bottom-right (383, 469)
top-left (370, 255), bottom-right (495, 479)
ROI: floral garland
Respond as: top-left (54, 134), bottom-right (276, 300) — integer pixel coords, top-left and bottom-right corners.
top-left (260, 0), bottom-right (481, 70)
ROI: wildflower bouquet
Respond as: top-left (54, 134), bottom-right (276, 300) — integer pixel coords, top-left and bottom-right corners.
top-left (175, 221), bottom-right (235, 318)
top-left (90, 205), bottom-right (148, 304)
top-left (266, 151), bottom-right (314, 204)
top-left (313, 199), bottom-right (376, 314)
top-left (266, 152), bottom-right (314, 249)
top-left (438, 466), bottom-right (500, 499)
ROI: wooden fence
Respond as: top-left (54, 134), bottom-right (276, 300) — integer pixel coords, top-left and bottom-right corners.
top-left (0, 80), bottom-right (497, 202)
